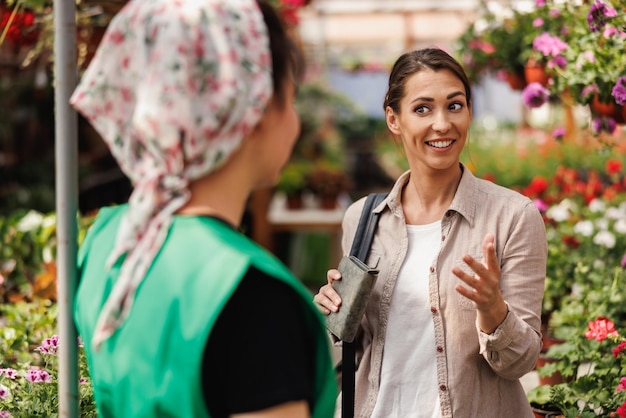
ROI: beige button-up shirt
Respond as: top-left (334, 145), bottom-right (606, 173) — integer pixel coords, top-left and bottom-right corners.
top-left (340, 165), bottom-right (547, 418)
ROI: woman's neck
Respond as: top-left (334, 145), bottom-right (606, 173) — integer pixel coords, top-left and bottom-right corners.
top-left (402, 165), bottom-right (462, 225)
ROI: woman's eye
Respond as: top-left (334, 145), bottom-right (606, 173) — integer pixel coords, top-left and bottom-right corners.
top-left (449, 102), bottom-right (463, 111)
top-left (415, 105), bottom-right (430, 114)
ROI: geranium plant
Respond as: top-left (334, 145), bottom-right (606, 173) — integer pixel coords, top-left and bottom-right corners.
top-left (535, 316), bottom-right (626, 417)
top-left (0, 300), bottom-right (96, 417)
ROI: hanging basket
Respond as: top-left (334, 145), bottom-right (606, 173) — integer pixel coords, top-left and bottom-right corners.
top-left (590, 94), bottom-right (626, 124)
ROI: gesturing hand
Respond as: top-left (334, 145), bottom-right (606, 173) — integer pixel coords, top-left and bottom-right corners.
top-left (451, 233), bottom-right (508, 334)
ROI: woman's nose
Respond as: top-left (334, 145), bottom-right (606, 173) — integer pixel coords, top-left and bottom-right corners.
top-left (432, 111), bottom-right (451, 133)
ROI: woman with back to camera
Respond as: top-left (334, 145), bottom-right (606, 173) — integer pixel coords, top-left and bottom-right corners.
top-left (314, 48), bottom-right (547, 418)
top-left (71, 1), bottom-right (337, 417)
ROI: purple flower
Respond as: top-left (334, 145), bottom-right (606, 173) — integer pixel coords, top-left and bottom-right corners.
top-left (592, 117), bottom-right (617, 135)
top-left (588, 1), bottom-right (618, 32)
top-left (25, 369), bottom-right (52, 383)
top-left (522, 82), bottom-right (550, 108)
top-left (533, 33), bottom-right (568, 57)
top-left (622, 253), bottom-right (626, 268)
top-left (552, 127), bottom-right (566, 140)
top-left (0, 369), bottom-right (17, 380)
top-left (35, 334), bottom-right (59, 355)
top-left (611, 77), bottom-right (626, 106)
top-left (0, 385), bottom-right (10, 400)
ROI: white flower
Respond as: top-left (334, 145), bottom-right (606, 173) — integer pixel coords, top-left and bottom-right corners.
top-left (574, 220), bottom-right (594, 237)
top-left (595, 218), bottom-right (609, 230)
top-left (614, 219), bottom-right (626, 234)
top-left (605, 207), bottom-right (626, 220)
top-left (588, 199), bottom-right (606, 213)
top-left (16, 211), bottom-right (44, 232)
top-left (547, 204), bottom-right (570, 222)
top-left (593, 230), bottom-right (616, 248)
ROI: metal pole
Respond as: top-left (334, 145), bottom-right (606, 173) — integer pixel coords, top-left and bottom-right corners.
top-left (54, 0), bottom-right (79, 416)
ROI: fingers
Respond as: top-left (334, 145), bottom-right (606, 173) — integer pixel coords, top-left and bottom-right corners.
top-left (313, 269), bottom-right (343, 315)
top-left (451, 233), bottom-right (501, 308)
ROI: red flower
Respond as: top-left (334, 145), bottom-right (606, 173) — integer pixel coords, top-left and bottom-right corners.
top-left (562, 235), bottom-right (581, 249)
top-left (585, 317), bottom-right (619, 342)
top-left (618, 401), bottom-right (626, 418)
top-left (607, 159), bottom-right (623, 175)
top-left (613, 341), bottom-right (626, 358)
top-left (524, 176), bottom-right (549, 197)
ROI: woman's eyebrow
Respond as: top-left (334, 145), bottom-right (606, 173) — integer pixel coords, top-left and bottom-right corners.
top-left (410, 91), bottom-right (465, 104)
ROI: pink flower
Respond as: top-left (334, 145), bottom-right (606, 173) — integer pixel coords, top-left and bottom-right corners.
top-left (0, 411), bottom-right (12, 418)
top-left (617, 377), bottom-right (626, 392)
top-left (585, 317), bottom-right (619, 342)
top-left (0, 369), bottom-right (17, 380)
top-left (35, 335), bottom-right (59, 355)
top-left (24, 369), bottom-right (52, 383)
top-left (533, 18), bottom-right (544, 28)
top-left (0, 385), bottom-right (10, 400)
top-left (533, 33), bottom-right (568, 57)
top-left (618, 401), bottom-right (626, 418)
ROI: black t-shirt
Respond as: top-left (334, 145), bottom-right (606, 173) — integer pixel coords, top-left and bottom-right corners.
top-left (202, 266), bottom-right (316, 417)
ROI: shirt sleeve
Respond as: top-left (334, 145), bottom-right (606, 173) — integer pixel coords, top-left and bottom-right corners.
top-left (202, 266), bottom-right (315, 417)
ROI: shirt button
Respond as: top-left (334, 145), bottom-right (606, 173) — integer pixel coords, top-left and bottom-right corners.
top-left (430, 306), bottom-right (437, 313)
top-left (439, 385), bottom-right (447, 391)
top-left (429, 266), bottom-right (435, 273)
top-left (437, 346), bottom-right (443, 353)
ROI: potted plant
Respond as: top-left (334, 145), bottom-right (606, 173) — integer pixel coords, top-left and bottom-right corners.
top-left (305, 165), bottom-right (351, 210)
top-left (275, 160), bottom-right (312, 210)
top-left (534, 316), bottom-right (626, 417)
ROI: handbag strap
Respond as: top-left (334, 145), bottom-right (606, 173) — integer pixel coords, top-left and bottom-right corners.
top-left (349, 192), bottom-right (388, 259)
top-left (342, 192), bottom-right (387, 418)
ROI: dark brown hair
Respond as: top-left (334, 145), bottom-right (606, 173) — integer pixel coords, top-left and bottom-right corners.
top-left (257, 1), bottom-right (305, 105)
top-left (383, 48), bottom-right (472, 113)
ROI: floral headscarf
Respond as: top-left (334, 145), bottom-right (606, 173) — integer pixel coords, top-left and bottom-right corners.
top-left (70, 0), bottom-right (273, 350)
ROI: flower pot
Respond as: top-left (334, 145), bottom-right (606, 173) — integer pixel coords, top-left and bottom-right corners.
top-left (524, 64), bottom-right (550, 87)
top-left (535, 355), bottom-right (565, 386)
top-left (319, 195), bottom-right (339, 210)
top-left (286, 192), bottom-right (304, 210)
top-left (590, 95), bottom-right (626, 124)
top-left (505, 71), bottom-right (526, 91)
top-left (531, 406), bottom-right (564, 418)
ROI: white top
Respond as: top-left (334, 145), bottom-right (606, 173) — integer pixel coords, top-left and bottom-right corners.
top-left (371, 221), bottom-right (442, 418)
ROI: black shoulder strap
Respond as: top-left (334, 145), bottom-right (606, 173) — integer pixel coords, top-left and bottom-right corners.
top-left (342, 192), bottom-right (387, 418)
top-left (349, 192), bottom-right (388, 261)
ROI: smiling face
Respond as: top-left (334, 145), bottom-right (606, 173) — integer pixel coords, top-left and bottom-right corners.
top-left (386, 68), bottom-right (472, 175)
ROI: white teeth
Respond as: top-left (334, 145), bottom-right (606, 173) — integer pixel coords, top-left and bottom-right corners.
top-left (427, 140), bottom-right (453, 148)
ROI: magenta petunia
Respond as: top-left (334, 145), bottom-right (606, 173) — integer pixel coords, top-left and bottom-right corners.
top-left (592, 117), bottom-right (617, 135)
top-left (611, 76), bottom-right (626, 106)
top-left (522, 82), bottom-right (550, 108)
top-left (588, 1), bottom-right (618, 32)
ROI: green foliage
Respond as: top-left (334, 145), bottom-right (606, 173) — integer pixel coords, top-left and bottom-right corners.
top-left (0, 210), bottom-right (96, 303)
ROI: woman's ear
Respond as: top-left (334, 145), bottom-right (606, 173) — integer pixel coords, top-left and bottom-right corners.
top-left (385, 106), bottom-right (400, 135)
